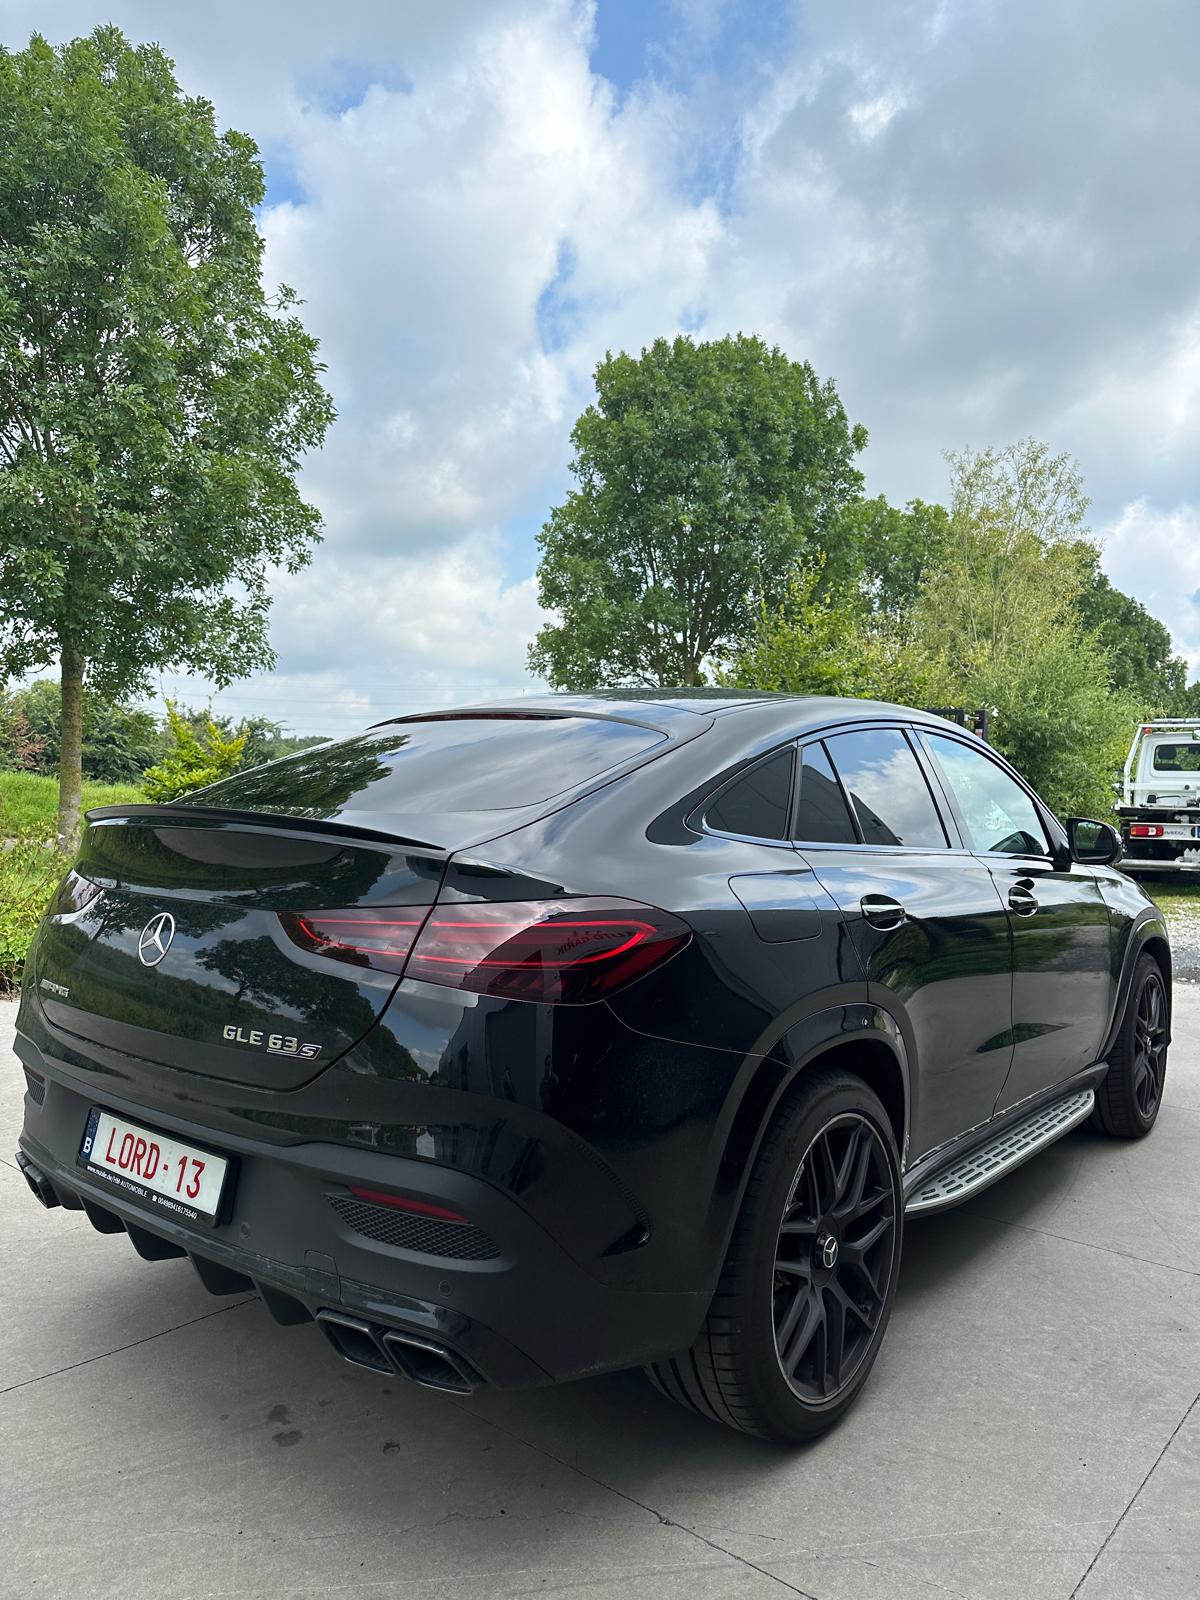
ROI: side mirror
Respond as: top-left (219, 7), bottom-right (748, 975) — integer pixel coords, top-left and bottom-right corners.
top-left (1067, 817), bottom-right (1122, 867)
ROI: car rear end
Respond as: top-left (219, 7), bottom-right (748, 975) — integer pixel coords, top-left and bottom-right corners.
top-left (13, 706), bottom-right (732, 1392)
top-left (1118, 722), bottom-right (1200, 872)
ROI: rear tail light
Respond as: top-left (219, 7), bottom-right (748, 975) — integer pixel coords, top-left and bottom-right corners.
top-left (281, 898), bottom-right (690, 1004)
top-left (280, 909), bottom-right (427, 974)
top-left (1129, 824), bottom-right (1165, 838)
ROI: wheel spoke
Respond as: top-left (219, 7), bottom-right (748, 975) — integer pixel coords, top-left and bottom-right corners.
top-left (823, 1286), bottom-right (847, 1393)
top-left (842, 1212), bottom-right (892, 1257)
top-left (813, 1132), bottom-right (838, 1213)
top-left (780, 1289), bottom-right (823, 1376)
top-left (779, 1217), bottom-right (819, 1238)
top-left (834, 1128), bottom-right (873, 1218)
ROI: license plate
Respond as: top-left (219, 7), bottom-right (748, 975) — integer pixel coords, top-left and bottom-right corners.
top-left (78, 1108), bottom-right (230, 1227)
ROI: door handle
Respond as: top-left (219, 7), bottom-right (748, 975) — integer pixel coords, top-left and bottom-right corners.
top-left (860, 893), bottom-right (906, 930)
top-left (1008, 885), bottom-right (1038, 917)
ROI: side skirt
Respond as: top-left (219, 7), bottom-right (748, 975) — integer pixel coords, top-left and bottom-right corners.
top-left (903, 1065), bottom-right (1106, 1217)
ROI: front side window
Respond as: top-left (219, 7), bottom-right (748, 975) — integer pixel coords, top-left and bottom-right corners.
top-left (704, 747), bottom-right (794, 840)
top-left (824, 728), bottom-right (948, 848)
top-left (925, 734), bottom-right (1048, 856)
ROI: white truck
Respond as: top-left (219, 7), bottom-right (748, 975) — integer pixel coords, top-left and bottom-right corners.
top-left (1116, 720), bottom-right (1200, 871)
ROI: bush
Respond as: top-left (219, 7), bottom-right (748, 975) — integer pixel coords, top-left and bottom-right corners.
top-left (0, 838), bottom-right (63, 990)
top-left (0, 771), bottom-right (143, 989)
top-left (141, 703), bottom-right (246, 802)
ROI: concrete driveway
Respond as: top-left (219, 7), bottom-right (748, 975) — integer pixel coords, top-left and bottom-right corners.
top-left (2, 993), bottom-right (1198, 1600)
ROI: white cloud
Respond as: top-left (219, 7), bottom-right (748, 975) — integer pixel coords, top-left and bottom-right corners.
top-left (3, 0), bottom-right (1200, 719)
top-left (1101, 501), bottom-right (1200, 674)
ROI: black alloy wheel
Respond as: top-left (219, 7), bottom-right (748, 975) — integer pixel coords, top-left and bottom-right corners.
top-left (772, 1113), bottom-right (898, 1403)
top-left (1131, 968), bottom-right (1168, 1121)
top-left (1092, 952), bottom-right (1170, 1139)
top-left (647, 1069), bottom-right (903, 1443)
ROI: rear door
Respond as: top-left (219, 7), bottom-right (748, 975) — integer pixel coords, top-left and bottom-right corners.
top-left (796, 726), bottom-right (1016, 1161)
top-left (918, 731), bottom-right (1112, 1111)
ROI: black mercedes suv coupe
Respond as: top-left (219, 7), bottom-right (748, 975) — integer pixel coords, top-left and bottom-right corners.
top-left (14, 693), bottom-right (1170, 1442)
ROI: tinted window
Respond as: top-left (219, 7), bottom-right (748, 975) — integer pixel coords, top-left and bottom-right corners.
top-left (191, 716), bottom-right (666, 819)
top-left (825, 728), bottom-right (947, 848)
top-left (1152, 741), bottom-right (1200, 772)
top-left (705, 747), bottom-right (794, 840)
top-left (926, 734), bottom-right (1048, 856)
top-left (793, 742), bottom-right (858, 844)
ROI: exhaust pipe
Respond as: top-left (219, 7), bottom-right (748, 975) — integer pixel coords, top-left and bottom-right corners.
top-left (315, 1311), bottom-right (394, 1374)
top-left (382, 1330), bottom-right (478, 1394)
top-left (15, 1152), bottom-right (60, 1210)
top-left (315, 1310), bottom-right (480, 1394)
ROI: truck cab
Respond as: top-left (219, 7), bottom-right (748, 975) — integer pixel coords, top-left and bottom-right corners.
top-left (1117, 720), bottom-right (1200, 870)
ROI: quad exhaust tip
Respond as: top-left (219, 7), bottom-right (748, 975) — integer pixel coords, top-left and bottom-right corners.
top-left (316, 1310), bottom-right (478, 1394)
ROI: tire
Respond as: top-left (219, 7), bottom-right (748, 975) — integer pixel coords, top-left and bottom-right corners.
top-left (647, 1068), bottom-right (903, 1444)
top-left (1091, 952), bottom-right (1169, 1139)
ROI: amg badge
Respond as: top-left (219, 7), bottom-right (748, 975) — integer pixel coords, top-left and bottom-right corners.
top-left (222, 1025), bottom-right (322, 1060)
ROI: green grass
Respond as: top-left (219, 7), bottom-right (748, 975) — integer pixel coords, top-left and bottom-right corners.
top-left (0, 770), bottom-right (143, 839)
top-left (1140, 878), bottom-right (1200, 917)
top-left (0, 771), bottom-right (143, 991)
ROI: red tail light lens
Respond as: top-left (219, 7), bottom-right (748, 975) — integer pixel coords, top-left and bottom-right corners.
top-left (281, 898), bottom-right (691, 1003)
top-left (406, 898), bottom-right (691, 1004)
top-left (280, 908), bottom-right (429, 974)
top-left (1129, 824), bottom-right (1164, 838)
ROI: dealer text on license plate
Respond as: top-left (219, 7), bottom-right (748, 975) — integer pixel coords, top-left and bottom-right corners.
top-left (79, 1108), bottom-right (230, 1225)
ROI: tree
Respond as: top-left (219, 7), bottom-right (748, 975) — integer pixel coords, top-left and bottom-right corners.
top-left (141, 701), bottom-right (245, 801)
top-left (907, 440), bottom-right (1136, 815)
top-left (528, 334), bottom-right (866, 689)
top-left (845, 495), bottom-right (951, 622)
top-left (13, 678), bottom-right (163, 783)
top-left (0, 28), bottom-right (334, 847)
top-left (1073, 558), bottom-right (1188, 707)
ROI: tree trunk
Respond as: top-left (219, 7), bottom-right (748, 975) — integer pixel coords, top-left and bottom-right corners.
top-left (57, 638), bottom-right (86, 855)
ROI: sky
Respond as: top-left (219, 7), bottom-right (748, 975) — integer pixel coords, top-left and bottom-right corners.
top-left (3, 0), bottom-right (1199, 739)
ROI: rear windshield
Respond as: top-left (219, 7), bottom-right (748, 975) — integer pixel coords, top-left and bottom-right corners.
top-left (1151, 741), bottom-right (1200, 772)
top-left (187, 715), bottom-right (667, 821)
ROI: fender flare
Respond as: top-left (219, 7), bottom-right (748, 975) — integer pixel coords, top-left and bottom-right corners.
top-left (709, 997), bottom-right (911, 1267)
top-left (1099, 909), bottom-right (1172, 1062)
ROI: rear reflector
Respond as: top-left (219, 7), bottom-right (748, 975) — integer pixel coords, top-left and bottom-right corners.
top-left (347, 1186), bottom-right (467, 1222)
top-left (1129, 824), bottom-right (1165, 838)
top-left (282, 897), bottom-right (690, 1004)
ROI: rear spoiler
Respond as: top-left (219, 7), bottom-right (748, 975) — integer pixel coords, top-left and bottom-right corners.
top-left (83, 804), bottom-right (446, 855)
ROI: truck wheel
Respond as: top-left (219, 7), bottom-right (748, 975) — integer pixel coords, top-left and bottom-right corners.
top-left (1092, 953), bottom-right (1169, 1139)
top-left (646, 1069), bottom-right (902, 1443)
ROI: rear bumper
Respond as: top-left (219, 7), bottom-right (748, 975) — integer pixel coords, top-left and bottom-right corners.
top-left (14, 1030), bottom-right (707, 1389)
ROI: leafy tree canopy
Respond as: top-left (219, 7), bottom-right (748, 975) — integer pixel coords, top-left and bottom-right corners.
top-left (0, 27), bottom-right (334, 844)
top-left (1074, 557), bottom-right (1188, 707)
top-left (529, 334), bottom-right (867, 689)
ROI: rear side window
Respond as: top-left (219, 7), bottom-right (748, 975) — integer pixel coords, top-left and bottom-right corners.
top-left (825, 728), bottom-right (948, 848)
top-left (925, 733), bottom-right (1048, 856)
top-left (191, 715), bottom-right (667, 819)
top-left (792, 742), bottom-right (858, 844)
top-left (705, 747), bottom-right (794, 840)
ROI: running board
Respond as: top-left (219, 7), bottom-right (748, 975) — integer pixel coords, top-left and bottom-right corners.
top-left (905, 1088), bottom-right (1095, 1215)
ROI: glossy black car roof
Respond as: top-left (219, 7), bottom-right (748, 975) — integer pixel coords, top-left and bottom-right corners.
top-left (390, 691), bottom-right (973, 743)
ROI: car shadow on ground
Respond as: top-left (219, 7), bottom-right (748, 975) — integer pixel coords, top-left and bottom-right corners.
top-left (453, 1123), bottom-right (1102, 1485)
